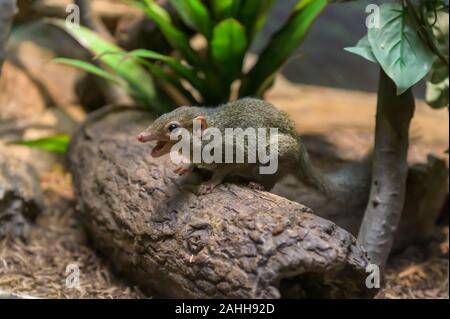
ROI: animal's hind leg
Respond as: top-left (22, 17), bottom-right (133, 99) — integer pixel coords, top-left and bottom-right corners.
top-left (197, 166), bottom-right (235, 195)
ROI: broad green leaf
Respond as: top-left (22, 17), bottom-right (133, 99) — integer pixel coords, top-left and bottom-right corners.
top-left (344, 35), bottom-right (377, 63)
top-left (367, 3), bottom-right (434, 95)
top-left (168, 0), bottom-right (211, 38)
top-left (210, 18), bottom-right (247, 81)
top-left (240, 0), bottom-right (327, 96)
top-left (132, 0), bottom-right (201, 66)
top-left (14, 135), bottom-right (70, 154)
top-left (48, 19), bottom-right (167, 111)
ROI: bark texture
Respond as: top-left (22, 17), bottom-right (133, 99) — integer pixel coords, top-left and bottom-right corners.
top-left (358, 70), bottom-right (416, 270)
top-left (67, 106), bottom-right (377, 299)
top-left (0, 0), bottom-right (17, 75)
top-left (0, 149), bottom-right (42, 240)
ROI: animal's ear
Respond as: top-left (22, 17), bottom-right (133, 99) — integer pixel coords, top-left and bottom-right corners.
top-left (194, 116), bottom-right (208, 131)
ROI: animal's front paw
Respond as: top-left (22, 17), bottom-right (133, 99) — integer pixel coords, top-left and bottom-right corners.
top-left (197, 183), bottom-right (216, 195)
top-left (173, 164), bottom-right (193, 176)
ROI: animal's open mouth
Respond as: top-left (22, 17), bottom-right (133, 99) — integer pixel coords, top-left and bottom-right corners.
top-left (151, 141), bottom-right (171, 157)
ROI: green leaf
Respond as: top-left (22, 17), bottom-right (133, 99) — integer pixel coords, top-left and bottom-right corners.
top-left (125, 49), bottom-right (209, 100)
top-left (237, 0), bottom-right (275, 40)
top-left (54, 58), bottom-right (125, 86)
top-left (168, 0), bottom-right (211, 38)
top-left (119, 50), bottom-right (196, 103)
top-left (48, 19), bottom-right (167, 111)
top-left (210, 18), bottom-right (247, 82)
top-left (210, 0), bottom-right (241, 20)
top-left (367, 3), bottom-right (434, 95)
top-left (14, 135), bottom-right (70, 154)
top-left (344, 35), bottom-right (377, 63)
top-left (240, 0), bottom-right (327, 97)
top-left (132, 0), bottom-right (201, 66)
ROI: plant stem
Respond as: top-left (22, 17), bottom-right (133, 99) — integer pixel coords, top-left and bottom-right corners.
top-left (0, 0), bottom-right (17, 76)
top-left (357, 68), bottom-right (415, 272)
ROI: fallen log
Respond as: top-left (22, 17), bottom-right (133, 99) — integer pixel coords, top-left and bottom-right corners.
top-left (67, 106), bottom-right (376, 299)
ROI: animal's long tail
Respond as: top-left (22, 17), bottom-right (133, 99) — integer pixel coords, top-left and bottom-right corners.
top-left (294, 146), bottom-right (372, 204)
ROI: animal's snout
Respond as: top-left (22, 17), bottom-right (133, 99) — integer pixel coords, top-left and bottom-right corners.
top-left (136, 133), bottom-right (146, 142)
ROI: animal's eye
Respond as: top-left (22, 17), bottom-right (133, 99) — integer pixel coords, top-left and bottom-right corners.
top-left (168, 123), bottom-right (179, 132)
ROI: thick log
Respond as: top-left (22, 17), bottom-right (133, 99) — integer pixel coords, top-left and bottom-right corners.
top-left (67, 107), bottom-right (376, 299)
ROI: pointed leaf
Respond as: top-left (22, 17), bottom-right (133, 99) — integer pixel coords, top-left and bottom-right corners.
top-left (344, 35), bottom-right (377, 63)
top-left (48, 19), bottom-right (168, 110)
top-left (238, 0), bottom-right (276, 40)
top-left (54, 58), bottom-right (124, 86)
top-left (126, 49), bottom-right (209, 98)
top-left (131, 0), bottom-right (201, 66)
top-left (367, 3), bottom-right (434, 95)
top-left (168, 0), bottom-right (211, 38)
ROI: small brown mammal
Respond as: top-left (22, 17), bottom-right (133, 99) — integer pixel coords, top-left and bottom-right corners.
top-left (137, 98), bottom-right (355, 198)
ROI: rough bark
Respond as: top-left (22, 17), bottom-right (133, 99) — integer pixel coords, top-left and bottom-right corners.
top-left (0, 148), bottom-right (43, 241)
top-left (0, 0), bottom-right (17, 76)
top-left (358, 69), bottom-right (416, 271)
top-left (67, 106), bottom-right (377, 299)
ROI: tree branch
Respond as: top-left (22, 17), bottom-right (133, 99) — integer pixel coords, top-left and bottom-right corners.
top-left (357, 69), bottom-right (415, 272)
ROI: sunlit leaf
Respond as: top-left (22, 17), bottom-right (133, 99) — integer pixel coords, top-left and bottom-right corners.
top-left (48, 19), bottom-right (168, 111)
top-left (131, 0), bottom-right (201, 66)
top-left (124, 49), bottom-right (215, 102)
top-left (210, 18), bottom-right (247, 82)
top-left (14, 135), bottom-right (70, 154)
top-left (168, 0), bottom-right (211, 38)
top-left (54, 58), bottom-right (125, 86)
